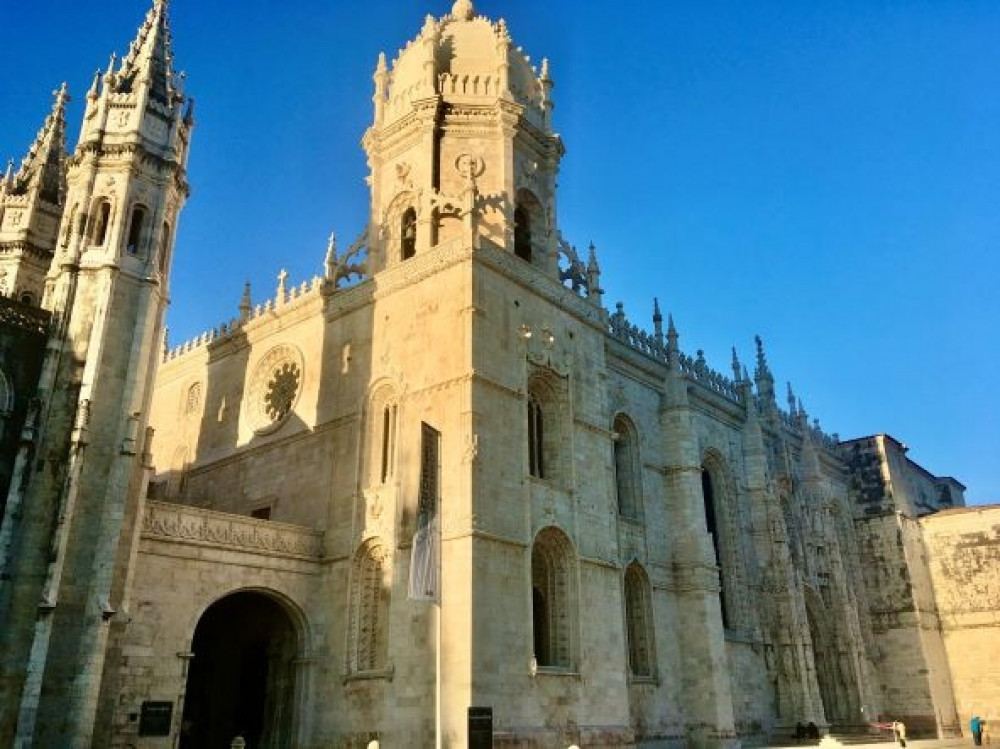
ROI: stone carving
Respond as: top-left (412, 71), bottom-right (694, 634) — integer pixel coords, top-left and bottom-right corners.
top-left (246, 344), bottom-right (304, 434)
top-left (141, 500), bottom-right (324, 558)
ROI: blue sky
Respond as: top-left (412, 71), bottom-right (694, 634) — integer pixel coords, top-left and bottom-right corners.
top-left (2, 1), bottom-right (997, 501)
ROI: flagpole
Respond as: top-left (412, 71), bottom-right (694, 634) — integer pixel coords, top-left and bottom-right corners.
top-left (435, 598), bottom-right (442, 749)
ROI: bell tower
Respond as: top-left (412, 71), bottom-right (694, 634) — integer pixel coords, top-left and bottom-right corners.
top-left (0, 0), bottom-right (193, 745)
top-left (0, 85), bottom-right (68, 306)
top-left (362, 0), bottom-right (564, 275)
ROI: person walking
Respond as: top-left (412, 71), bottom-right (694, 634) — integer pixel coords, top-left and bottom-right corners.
top-left (973, 715), bottom-right (983, 746)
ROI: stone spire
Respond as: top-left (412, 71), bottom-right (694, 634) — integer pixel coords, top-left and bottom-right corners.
top-left (116, 0), bottom-right (178, 105)
top-left (653, 298), bottom-right (664, 345)
top-left (239, 281), bottom-right (252, 322)
top-left (0, 85), bottom-right (69, 302)
top-left (754, 335), bottom-right (775, 404)
top-left (9, 83), bottom-right (69, 203)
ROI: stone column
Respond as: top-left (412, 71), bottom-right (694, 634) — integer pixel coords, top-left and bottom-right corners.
top-left (662, 368), bottom-right (737, 748)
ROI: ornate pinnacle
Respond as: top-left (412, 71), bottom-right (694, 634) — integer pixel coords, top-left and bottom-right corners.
top-left (653, 298), bottom-right (663, 344)
top-left (732, 347), bottom-right (742, 382)
top-left (540, 58), bottom-right (551, 83)
top-left (754, 335), bottom-right (772, 379)
top-left (667, 313), bottom-right (679, 354)
top-left (325, 232), bottom-right (338, 280)
top-left (87, 69), bottom-right (101, 100)
top-left (239, 281), bottom-right (252, 321)
top-left (787, 382), bottom-right (796, 414)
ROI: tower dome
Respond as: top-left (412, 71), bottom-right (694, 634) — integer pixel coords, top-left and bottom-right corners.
top-left (379, 3), bottom-right (551, 131)
top-left (364, 2), bottom-right (563, 277)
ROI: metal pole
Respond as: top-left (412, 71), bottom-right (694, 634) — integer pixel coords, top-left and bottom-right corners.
top-left (435, 600), bottom-right (442, 749)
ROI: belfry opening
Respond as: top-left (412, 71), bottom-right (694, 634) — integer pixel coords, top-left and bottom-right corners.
top-left (180, 591), bottom-right (301, 749)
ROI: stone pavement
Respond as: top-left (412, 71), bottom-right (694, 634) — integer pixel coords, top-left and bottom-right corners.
top-left (768, 740), bottom-right (974, 749)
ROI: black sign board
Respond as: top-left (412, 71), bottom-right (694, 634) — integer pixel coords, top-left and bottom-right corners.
top-left (138, 701), bottom-right (173, 737)
top-left (468, 706), bottom-right (492, 749)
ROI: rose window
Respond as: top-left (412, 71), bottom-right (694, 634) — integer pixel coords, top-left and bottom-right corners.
top-left (246, 344), bottom-right (305, 434)
top-left (264, 363), bottom-right (300, 421)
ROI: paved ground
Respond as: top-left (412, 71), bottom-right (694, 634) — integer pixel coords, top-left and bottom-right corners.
top-left (768, 740), bottom-right (975, 749)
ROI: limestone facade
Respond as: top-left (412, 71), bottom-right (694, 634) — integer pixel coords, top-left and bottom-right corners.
top-left (0, 1), bottom-right (992, 748)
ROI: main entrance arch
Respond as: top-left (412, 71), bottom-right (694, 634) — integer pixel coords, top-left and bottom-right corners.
top-left (180, 590), bottom-right (303, 749)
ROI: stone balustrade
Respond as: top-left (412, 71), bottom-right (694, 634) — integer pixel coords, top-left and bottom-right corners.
top-left (141, 500), bottom-right (324, 559)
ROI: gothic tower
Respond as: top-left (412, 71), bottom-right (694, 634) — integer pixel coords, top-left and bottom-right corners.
top-left (0, 0), bottom-right (192, 745)
top-left (0, 86), bottom-right (68, 305)
top-left (363, 0), bottom-right (563, 273)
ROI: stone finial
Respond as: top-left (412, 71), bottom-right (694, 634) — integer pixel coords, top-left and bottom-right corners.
top-left (87, 69), bottom-right (101, 100)
top-left (732, 347), bottom-right (742, 382)
top-left (667, 314), bottom-right (679, 358)
top-left (239, 281), bottom-right (252, 321)
top-left (754, 335), bottom-right (772, 379)
top-left (325, 232), bottom-right (338, 280)
top-left (452, 0), bottom-right (475, 21)
top-left (787, 382), bottom-right (797, 414)
top-left (540, 58), bottom-right (551, 83)
top-left (653, 298), bottom-right (664, 343)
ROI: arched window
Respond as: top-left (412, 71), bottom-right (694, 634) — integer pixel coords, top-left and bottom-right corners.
top-left (348, 539), bottom-right (390, 672)
top-left (514, 205), bottom-right (531, 262)
top-left (701, 455), bottom-right (747, 631)
top-left (158, 221), bottom-right (171, 273)
top-left (380, 403), bottom-right (397, 483)
top-left (368, 383), bottom-right (398, 486)
top-left (185, 382), bottom-right (202, 418)
top-left (90, 199), bottom-right (112, 246)
top-left (624, 562), bottom-right (655, 677)
top-left (526, 373), bottom-right (568, 485)
top-left (126, 204), bottom-right (147, 255)
top-left (701, 468), bottom-right (727, 627)
top-left (61, 203), bottom-right (78, 248)
top-left (531, 527), bottom-right (576, 669)
top-left (613, 414), bottom-right (641, 519)
top-left (401, 207), bottom-right (417, 260)
top-left (527, 396), bottom-right (544, 478)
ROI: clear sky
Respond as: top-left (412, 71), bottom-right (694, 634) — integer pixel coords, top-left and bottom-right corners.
top-left (2, 1), bottom-right (997, 502)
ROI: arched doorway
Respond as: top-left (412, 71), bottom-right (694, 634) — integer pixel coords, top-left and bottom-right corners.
top-left (180, 591), bottom-right (301, 749)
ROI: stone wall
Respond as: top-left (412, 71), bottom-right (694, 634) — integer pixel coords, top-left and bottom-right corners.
top-left (922, 506), bottom-right (1000, 733)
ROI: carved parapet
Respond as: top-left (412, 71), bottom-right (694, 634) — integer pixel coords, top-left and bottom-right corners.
top-left (141, 500), bottom-right (325, 560)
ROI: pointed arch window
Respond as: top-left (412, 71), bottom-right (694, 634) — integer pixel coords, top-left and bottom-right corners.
top-left (527, 396), bottom-right (544, 478)
top-left (380, 403), bottom-right (397, 483)
top-left (514, 205), bottom-right (531, 262)
top-left (701, 468), bottom-right (728, 627)
top-left (531, 527), bottom-right (576, 669)
top-left (126, 204), bottom-right (148, 255)
top-left (90, 199), bottom-right (112, 246)
top-left (158, 221), bottom-right (171, 273)
top-left (368, 384), bottom-right (399, 487)
top-left (624, 562), bottom-right (656, 678)
top-left (613, 415), bottom-right (641, 519)
top-left (61, 204), bottom-right (79, 248)
top-left (700, 457), bottom-right (749, 632)
top-left (348, 539), bottom-right (390, 672)
top-left (401, 207), bottom-right (417, 261)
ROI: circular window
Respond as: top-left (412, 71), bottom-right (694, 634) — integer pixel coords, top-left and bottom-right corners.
top-left (247, 345), bottom-right (304, 434)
